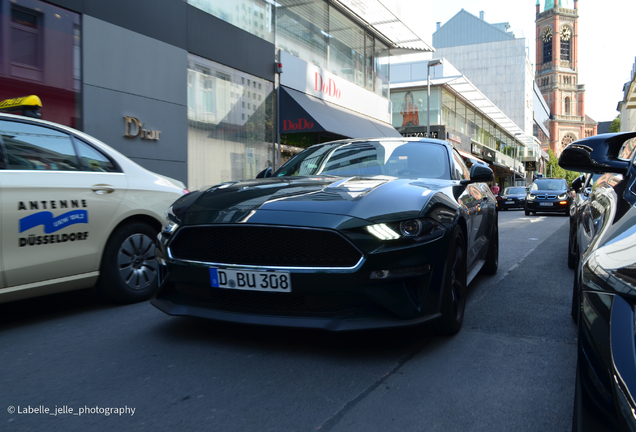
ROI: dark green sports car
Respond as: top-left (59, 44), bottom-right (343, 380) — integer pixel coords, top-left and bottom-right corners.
top-left (151, 138), bottom-right (498, 334)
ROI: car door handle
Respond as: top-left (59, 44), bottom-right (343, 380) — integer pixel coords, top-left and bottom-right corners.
top-left (91, 184), bottom-right (116, 195)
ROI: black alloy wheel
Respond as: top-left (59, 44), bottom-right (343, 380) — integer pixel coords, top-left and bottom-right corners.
top-left (434, 226), bottom-right (467, 335)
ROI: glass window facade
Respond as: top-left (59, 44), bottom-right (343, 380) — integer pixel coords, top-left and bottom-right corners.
top-left (393, 87), bottom-right (523, 156)
top-left (275, 0), bottom-right (390, 97)
top-left (390, 88), bottom-right (440, 128)
top-left (187, 0), bottom-right (274, 43)
top-left (188, 54), bottom-right (275, 190)
top-left (0, 0), bottom-right (81, 128)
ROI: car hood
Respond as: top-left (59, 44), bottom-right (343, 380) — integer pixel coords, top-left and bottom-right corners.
top-left (179, 176), bottom-right (459, 225)
top-left (500, 194), bottom-right (526, 199)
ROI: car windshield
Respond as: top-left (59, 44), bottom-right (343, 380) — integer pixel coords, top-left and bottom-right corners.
top-left (274, 140), bottom-right (450, 180)
top-left (504, 187), bottom-right (526, 195)
top-left (530, 179), bottom-right (567, 190)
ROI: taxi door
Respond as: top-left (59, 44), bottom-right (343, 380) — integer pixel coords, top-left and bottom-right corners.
top-left (0, 119), bottom-right (127, 288)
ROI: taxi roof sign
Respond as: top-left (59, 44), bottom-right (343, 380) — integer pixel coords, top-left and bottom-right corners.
top-left (0, 95), bottom-right (42, 118)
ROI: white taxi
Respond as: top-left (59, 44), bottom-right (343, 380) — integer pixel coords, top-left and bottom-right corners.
top-left (0, 112), bottom-right (187, 304)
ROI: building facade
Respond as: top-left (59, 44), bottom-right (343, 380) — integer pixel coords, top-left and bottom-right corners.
top-left (617, 57), bottom-right (636, 132)
top-left (0, 0), bottom-right (428, 191)
top-left (535, 0), bottom-right (597, 155)
top-left (390, 58), bottom-right (548, 188)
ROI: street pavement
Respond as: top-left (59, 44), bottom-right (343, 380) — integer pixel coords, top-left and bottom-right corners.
top-left (0, 210), bottom-right (577, 432)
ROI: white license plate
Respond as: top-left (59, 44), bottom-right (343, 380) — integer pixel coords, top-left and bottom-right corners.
top-left (540, 202), bottom-right (553, 206)
top-left (209, 268), bottom-right (291, 292)
top-left (506, 200), bottom-right (514, 204)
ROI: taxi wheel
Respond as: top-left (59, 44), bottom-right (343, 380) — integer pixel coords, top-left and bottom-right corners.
top-left (434, 226), bottom-right (467, 335)
top-left (98, 222), bottom-right (159, 303)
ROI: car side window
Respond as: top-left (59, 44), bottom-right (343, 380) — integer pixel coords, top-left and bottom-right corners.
top-left (75, 139), bottom-right (119, 172)
top-left (0, 120), bottom-right (80, 171)
top-left (451, 152), bottom-right (470, 181)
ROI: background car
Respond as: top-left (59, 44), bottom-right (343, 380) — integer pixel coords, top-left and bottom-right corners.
top-left (0, 112), bottom-right (187, 304)
top-left (497, 186), bottom-right (527, 211)
top-left (524, 177), bottom-right (571, 215)
top-left (152, 138), bottom-right (498, 335)
top-left (558, 131), bottom-right (636, 431)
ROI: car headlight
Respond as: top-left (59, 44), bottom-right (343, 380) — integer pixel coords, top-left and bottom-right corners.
top-left (558, 193), bottom-right (567, 199)
top-left (527, 194), bottom-right (536, 200)
top-left (366, 218), bottom-right (445, 243)
top-left (159, 209), bottom-right (180, 244)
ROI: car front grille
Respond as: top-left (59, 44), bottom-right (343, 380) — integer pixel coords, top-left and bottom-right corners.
top-left (168, 225), bottom-right (363, 268)
top-left (535, 194), bottom-right (557, 199)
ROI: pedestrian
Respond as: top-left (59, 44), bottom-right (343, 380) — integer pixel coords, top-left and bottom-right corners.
top-left (491, 183), bottom-right (500, 195)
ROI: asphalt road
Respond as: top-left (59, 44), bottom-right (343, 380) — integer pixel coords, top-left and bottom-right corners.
top-left (0, 209), bottom-right (577, 432)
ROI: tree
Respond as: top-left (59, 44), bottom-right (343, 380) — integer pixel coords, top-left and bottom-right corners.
top-left (547, 149), bottom-right (579, 185)
top-left (609, 114), bottom-right (621, 133)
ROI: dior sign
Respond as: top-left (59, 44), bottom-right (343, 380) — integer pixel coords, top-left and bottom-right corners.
top-left (124, 116), bottom-right (161, 141)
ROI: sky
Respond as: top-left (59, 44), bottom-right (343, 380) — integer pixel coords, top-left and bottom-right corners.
top-left (391, 0), bottom-right (635, 123)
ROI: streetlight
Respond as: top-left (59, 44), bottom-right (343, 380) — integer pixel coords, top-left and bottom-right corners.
top-left (513, 132), bottom-right (523, 186)
top-left (427, 59), bottom-right (442, 139)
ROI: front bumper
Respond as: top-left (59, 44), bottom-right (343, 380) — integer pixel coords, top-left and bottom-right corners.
top-left (525, 199), bottom-right (569, 212)
top-left (152, 227), bottom-right (451, 330)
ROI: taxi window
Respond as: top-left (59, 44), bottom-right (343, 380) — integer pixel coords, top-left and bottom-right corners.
top-left (75, 139), bottom-right (119, 172)
top-left (0, 120), bottom-right (80, 171)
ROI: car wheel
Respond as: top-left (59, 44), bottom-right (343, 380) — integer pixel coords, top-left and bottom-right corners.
top-left (568, 232), bottom-right (577, 270)
top-left (434, 226), bottom-right (467, 335)
top-left (571, 265), bottom-right (581, 324)
top-left (97, 222), bottom-right (160, 304)
top-left (481, 218), bottom-right (498, 275)
top-left (525, 208), bottom-right (530, 216)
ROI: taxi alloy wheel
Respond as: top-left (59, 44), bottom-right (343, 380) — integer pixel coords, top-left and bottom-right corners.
top-left (98, 222), bottom-right (159, 303)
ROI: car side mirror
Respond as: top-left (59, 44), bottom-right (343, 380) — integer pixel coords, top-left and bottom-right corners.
top-left (256, 167), bottom-right (273, 178)
top-left (558, 132), bottom-right (636, 174)
top-left (460, 164), bottom-right (493, 185)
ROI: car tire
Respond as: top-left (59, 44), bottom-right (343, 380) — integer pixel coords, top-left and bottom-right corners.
top-left (481, 218), bottom-right (498, 275)
top-left (97, 222), bottom-right (160, 304)
top-left (525, 208), bottom-right (530, 216)
top-left (434, 226), bottom-right (467, 335)
top-left (567, 234), bottom-right (578, 270)
top-left (571, 266), bottom-right (582, 324)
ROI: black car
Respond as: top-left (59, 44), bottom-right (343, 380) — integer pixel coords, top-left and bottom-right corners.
top-left (567, 173), bottom-right (603, 269)
top-left (152, 138), bottom-right (499, 334)
top-left (558, 131), bottom-right (636, 431)
top-left (497, 186), bottom-right (527, 210)
top-left (524, 177), bottom-right (571, 215)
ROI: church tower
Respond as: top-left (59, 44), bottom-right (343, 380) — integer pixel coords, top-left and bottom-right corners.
top-left (535, 0), bottom-right (597, 156)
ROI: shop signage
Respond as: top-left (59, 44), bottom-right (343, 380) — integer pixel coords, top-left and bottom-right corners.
top-left (124, 116), bottom-right (161, 141)
top-left (525, 161), bottom-right (537, 171)
top-left (314, 73), bottom-right (341, 99)
top-left (396, 125), bottom-right (445, 139)
top-left (481, 147), bottom-right (495, 162)
top-left (471, 143), bottom-right (481, 156)
top-left (279, 51), bottom-right (391, 123)
top-left (283, 118), bottom-right (315, 132)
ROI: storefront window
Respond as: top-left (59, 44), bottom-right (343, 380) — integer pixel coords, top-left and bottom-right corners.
top-left (442, 90), bottom-right (455, 131)
top-left (328, 7), bottom-right (364, 87)
top-left (187, 54), bottom-right (274, 190)
top-left (0, 0), bottom-right (81, 128)
top-left (188, 0), bottom-right (274, 43)
top-left (456, 100), bottom-right (466, 135)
